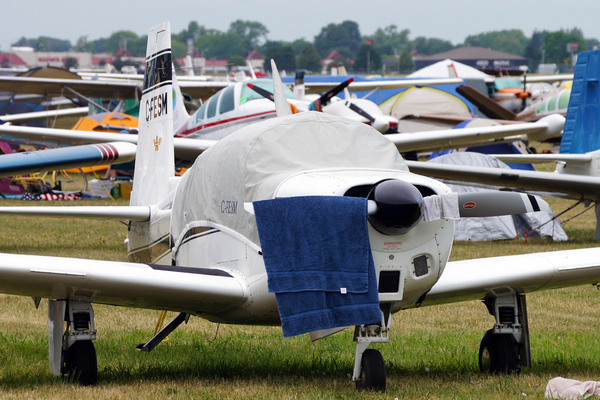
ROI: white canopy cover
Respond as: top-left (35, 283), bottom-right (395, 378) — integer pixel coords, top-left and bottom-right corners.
top-left (171, 112), bottom-right (409, 247)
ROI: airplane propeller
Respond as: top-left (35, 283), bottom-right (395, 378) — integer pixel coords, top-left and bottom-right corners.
top-left (308, 78), bottom-right (354, 111)
top-left (364, 179), bottom-right (550, 236)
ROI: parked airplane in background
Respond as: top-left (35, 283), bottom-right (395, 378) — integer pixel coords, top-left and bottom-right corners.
top-left (406, 49), bottom-right (600, 238)
top-left (0, 23), bottom-right (598, 393)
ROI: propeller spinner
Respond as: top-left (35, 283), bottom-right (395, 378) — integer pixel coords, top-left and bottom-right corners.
top-left (367, 179), bottom-right (423, 235)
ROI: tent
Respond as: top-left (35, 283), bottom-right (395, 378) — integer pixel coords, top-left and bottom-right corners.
top-left (380, 86), bottom-right (475, 132)
top-left (408, 59), bottom-right (495, 83)
top-left (426, 152), bottom-right (568, 241)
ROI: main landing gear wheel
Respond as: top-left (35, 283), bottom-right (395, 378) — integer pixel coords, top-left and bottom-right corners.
top-left (479, 329), bottom-right (518, 374)
top-left (63, 340), bottom-right (98, 385)
top-left (355, 349), bottom-right (386, 392)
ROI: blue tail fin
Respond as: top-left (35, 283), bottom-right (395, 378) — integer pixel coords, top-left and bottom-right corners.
top-left (560, 50), bottom-right (600, 154)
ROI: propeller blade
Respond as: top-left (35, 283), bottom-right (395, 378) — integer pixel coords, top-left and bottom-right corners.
top-left (247, 79), bottom-right (298, 114)
top-left (309, 78), bottom-right (354, 111)
top-left (247, 83), bottom-right (274, 101)
top-left (347, 102), bottom-right (375, 123)
top-left (457, 192), bottom-right (549, 218)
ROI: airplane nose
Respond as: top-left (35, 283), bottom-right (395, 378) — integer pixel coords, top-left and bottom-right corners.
top-left (367, 180), bottom-right (423, 235)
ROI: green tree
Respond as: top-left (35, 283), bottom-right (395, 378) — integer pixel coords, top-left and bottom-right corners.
top-left (354, 43), bottom-right (381, 74)
top-left (544, 28), bottom-right (587, 71)
top-left (228, 20), bottom-right (269, 55)
top-left (195, 30), bottom-right (245, 60)
top-left (177, 21), bottom-right (205, 43)
top-left (524, 30), bottom-right (547, 72)
top-left (73, 36), bottom-right (94, 53)
top-left (464, 29), bottom-right (528, 56)
top-left (413, 36), bottom-right (454, 56)
top-left (13, 36), bottom-right (71, 52)
top-left (296, 43), bottom-right (322, 73)
top-left (264, 45), bottom-right (296, 73)
top-left (91, 38), bottom-right (107, 53)
top-left (171, 36), bottom-right (187, 59)
top-left (397, 51), bottom-right (414, 74)
top-left (370, 25), bottom-right (410, 57)
top-left (314, 21), bottom-right (361, 59)
top-left (291, 38), bottom-right (311, 56)
top-left (228, 55), bottom-right (247, 71)
top-left (107, 31), bottom-right (139, 54)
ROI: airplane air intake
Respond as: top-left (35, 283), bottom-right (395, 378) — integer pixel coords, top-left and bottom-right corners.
top-left (367, 179), bottom-right (423, 235)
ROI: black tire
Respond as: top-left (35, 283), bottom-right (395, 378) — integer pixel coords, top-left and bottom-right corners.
top-left (479, 329), bottom-right (517, 374)
top-left (355, 349), bottom-right (386, 392)
top-left (63, 340), bottom-right (98, 385)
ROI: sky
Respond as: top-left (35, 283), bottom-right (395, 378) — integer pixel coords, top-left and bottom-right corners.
top-left (2, 0), bottom-right (599, 53)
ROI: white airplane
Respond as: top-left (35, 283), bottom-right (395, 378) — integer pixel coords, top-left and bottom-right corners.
top-left (404, 49), bottom-right (600, 238)
top-left (0, 23), bottom-right (599, 393)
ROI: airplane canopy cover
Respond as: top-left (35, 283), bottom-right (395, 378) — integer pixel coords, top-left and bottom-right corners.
top-left (171, 111), bottom-right (408, 247)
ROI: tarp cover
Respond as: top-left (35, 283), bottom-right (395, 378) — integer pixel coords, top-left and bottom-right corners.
top-left (171, 111), bottom-right (409, 248)
top-left (427, 152), bottom-right (568, 241)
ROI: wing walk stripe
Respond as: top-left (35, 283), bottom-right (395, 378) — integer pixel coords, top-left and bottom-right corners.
top-left (527, 194), bottom-right (540, 212)
top-left (149, 264), bottom-right (233, 277)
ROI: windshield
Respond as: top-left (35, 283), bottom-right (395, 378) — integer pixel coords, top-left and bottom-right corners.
top-left (494, 78), bottom-right (522, 90)
top-left (240, 79), bottom-right (297, 104)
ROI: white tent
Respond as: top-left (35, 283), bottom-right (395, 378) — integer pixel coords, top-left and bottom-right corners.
top-left (408, 59), bottom-right (495, 83)
top-left (427, 152), bottom-right (568, 241)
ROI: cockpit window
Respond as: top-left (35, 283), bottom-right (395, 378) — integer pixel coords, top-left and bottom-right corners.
top-left (206, 91), bottom-right (221, 119)
top-left (219, 85), bottom-right (236, 114)
top-left (194, 101), bottom-right (208, 124)
top-left (240, 79), bottom-right (297, 105)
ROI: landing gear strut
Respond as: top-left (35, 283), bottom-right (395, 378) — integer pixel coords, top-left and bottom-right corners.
top-left (478, 290), bottom-right (530, 374)
top-left (48, 300), bottom-right (98, 385)
top-left (352, 305), bottom-right (391, 392)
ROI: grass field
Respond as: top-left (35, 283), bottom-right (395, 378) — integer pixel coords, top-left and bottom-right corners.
top-left (0, 196), bottom-right (599, 399)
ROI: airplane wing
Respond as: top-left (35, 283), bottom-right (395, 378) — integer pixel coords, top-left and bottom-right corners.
top-left (493, 153), bottom-right (592, 164)
top-left (0, 124), bottom-right (216, 162)
top-left (0, 142), bottom-right (136, 177)
top-left (303, 78), bottom-right (464, 94)
top-left (0, 76), bottom-right (140, 99)
top-left (387, 114), bottom-right (565, 153)
top-left (404, 159), bottom-right (600, 201)
top-left (523, 74), bottom-right (573, 84)
top-left (0, 252), bottom-right (247, 315)
top-left (418, 247), bottom-right (600, 308)
top-left (0, 107), bottom-right (89, 123)
top-left (0, 75), bottom-right (229, 101)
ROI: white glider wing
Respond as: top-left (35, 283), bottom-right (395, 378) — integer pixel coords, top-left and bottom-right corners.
top-left (303, 78), bottom-right (464, 94)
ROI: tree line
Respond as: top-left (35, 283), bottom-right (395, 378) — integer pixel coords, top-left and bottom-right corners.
top-left (12, 21), bottom-right (600, 74)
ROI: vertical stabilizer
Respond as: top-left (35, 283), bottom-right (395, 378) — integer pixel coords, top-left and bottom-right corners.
top-left (130, 22), bottom-right (175, 207)
top-left (172, 70), bottom-right (191, 135)
top-left (561, 50), bottom-right (600, 154)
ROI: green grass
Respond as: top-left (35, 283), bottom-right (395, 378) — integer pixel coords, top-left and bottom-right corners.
top-left (0, 197), bottom-right (598, 399)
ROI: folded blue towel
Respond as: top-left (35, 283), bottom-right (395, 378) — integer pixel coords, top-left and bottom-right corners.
top-left (254, 196), bottom-right (381, 337)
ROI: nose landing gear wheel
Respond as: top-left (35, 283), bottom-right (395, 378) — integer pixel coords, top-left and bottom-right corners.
top-left (479, 329), bottom-right (518, 374)
top-left (63, 340), bottom-right (98, 385)
top-left (355, 349), bottom-right (386, 392)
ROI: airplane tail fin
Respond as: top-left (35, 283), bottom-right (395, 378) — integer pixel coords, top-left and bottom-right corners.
top-left (129, 22), bottom-right (175, 207)
top-left (171, 70), bottom-right (191, 136)
top-left (560, 49), bottom-right (600, 154)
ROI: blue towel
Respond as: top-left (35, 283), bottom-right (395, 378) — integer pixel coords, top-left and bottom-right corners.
top-left (254, 196), bottom-right (381, 337)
